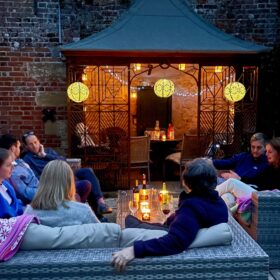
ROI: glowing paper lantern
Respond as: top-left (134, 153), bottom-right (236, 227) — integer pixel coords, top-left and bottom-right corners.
top-left (224, 82), bottom-right (246, 102)
top-left (154, 79), bottom-right (175, 98)
top-left (67, 82), bottom-right (89, 103)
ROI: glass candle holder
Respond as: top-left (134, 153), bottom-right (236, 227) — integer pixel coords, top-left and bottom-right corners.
top-left (142, 209), bottom-right (151, 221)
top-left (140, 201), bottom-right (149, 212)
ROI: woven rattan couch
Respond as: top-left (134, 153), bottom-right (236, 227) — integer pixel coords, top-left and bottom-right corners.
top-left (0, 215), bottom-right (268, 280)
top-left (236, 191), bottom-right (280, 268)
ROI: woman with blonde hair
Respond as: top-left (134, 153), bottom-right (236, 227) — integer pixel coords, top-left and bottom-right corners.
top-left (24, 160), bottom-right (99, 226)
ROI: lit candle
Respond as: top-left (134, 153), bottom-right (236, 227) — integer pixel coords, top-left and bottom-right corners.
top-left (140, 201), bottom-right (149, 212)
top-left (142, 209), bottom-right (151, 221)
top-left (162, 135), bottom-right (166, 141)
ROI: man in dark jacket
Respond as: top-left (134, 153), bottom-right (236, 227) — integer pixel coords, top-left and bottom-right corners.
top-left (22, 131), bottom-right (112, 217)
top-left (213, 132), bottom-right (268, 184)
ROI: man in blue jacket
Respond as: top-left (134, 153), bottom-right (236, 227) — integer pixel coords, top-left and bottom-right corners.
top-left (21, 131), bottom-right (112, 216)
top-left (213, 132), bottom-right (269, 184)
top-left (0, 134), bottom-right (39, 204)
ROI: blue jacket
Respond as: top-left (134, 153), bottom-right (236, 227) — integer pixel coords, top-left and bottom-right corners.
top-left (134, 189), bottom-right (228, 258)
top-left (242, 165), bottom-right (280, 191)
top-left (10, 159), bottom-right (39, 204)
top-left (213, 152), bottom-right (268, 183)
top-left (23, 148), bottom-right (65, 178)
top-left (0, 180), bottom-right (24, 218)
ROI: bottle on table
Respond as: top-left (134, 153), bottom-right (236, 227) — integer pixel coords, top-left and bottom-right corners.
top-left (133, 179), bottom-right (139, 202)
top-left (154, 120), bottom-right (160, 140)
top-left (167, 123), bottom-right (175, 140)
top-left (159, 182), bottom-right (168, 204)
top-left (139, 173), bottom-right (149, 202)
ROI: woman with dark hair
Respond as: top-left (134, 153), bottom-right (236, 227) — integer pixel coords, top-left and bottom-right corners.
top-left (112, 158), bottom-right (228, 270)
top-left (0, 148), bottom-right (24, 218)
top-left (216, 137), bottom-right (280, 208)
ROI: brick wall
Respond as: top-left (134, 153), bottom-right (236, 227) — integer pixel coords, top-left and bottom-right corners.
top-left (0, 0), bottom-right (129, 152)
top-left (187, 0), bottom-right (280, 46)
top-left (0, 0), bottom-right (279, 152)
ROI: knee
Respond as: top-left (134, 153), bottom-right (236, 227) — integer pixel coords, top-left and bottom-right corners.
top-left (76, 180), bottom-right (92, 194)
top-left (221, 193), bottom-right (236, 208)
top-left (228, 178), bottom-right (238, 184)
top-left (83, 180), bottom-right (92, 193)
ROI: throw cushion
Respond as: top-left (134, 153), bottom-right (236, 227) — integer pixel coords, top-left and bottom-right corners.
top-left (21, 222), bottom-right (232, 251)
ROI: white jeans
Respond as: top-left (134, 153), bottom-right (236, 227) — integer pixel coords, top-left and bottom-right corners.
top-left (215, 179), bottom-right (256, 208)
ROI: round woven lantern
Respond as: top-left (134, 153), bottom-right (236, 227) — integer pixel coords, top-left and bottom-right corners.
top-left (224, 82), bottom-right (246, 102)
top-left (67, 82), bottom-right (89, 103)
top-left (154, 79), bottom-right (175, 98)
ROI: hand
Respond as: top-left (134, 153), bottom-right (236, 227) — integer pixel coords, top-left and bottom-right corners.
top-left (38, 144), bottom-right (46, 157)
top-left (111, 246), bottom-right (135, 272)
top-left (220, 170), bottom-right (241, 180)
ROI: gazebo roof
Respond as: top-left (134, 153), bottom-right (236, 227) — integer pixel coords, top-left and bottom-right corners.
top-left (61, 0), bottom-right (270, 60)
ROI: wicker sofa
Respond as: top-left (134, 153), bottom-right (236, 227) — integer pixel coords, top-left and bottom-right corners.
top-left (235, 191), bottom-right (280, 268)
top-left (0, 215), bottom-right (268, 280)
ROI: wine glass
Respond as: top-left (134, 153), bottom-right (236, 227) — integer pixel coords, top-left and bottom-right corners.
top-left (160, 195), bottom-right (174, 220)
top-left (128, 200), bottom-right (139, 216)
top-left (161, 202), bottom-right (171, 216)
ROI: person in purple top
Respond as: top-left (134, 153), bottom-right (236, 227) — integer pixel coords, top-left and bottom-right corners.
top-left (213, 132), bottom-right (269, 184)
top-left (112, 158), bottom-right (228, 271)
top-left (21, 131), bottom-right (112, 218)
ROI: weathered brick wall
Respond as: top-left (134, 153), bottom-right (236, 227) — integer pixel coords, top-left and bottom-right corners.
top-left (0, 0), bottom-right (129, 152)
top-left (187, 0), bottom-right (280, 46)
top-left (0, 0), bottom-right (279, 152)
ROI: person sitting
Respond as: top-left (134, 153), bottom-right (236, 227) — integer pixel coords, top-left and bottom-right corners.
top-left (216, 137), bottom-right (280, 209)
top-left (75, 122), bottom-right (96, 148)
top-left (0, 148), bottom-right (24, 218)
top-left (0, 134), bottom-right (39, 204)
top-left (21, 131), bottom-right (112, 216)
top-left (0, 134), bottom-right (84, 205)
top-left (213, 132), bottom-right (268, 184)
top-left (112, 158), bottom-right (228, 270)
top-left (24, 160), bottom-right (100, 227)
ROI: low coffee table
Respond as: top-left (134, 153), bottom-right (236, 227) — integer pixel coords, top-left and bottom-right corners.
top-left (116, 189), bottom-right (166, 228)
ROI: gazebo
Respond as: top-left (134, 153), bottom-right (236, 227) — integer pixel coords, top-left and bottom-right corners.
top-left (61, 0), bottom-right (270, 188)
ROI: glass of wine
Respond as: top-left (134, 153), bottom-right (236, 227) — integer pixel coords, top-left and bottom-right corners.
top-left (160, 202), bottom-right (172, 217)
top-left (160, 195), bottom-right (174, 220)
top-left (128, 200), bottom-right (139, 216)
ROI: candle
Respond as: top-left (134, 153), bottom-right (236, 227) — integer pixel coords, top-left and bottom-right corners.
top-left (162, 135), bottom-right (166, 141)
top-left (140, 201), bottom-right (149, 212)
top-left (142, 209), bottom-right (151, 221)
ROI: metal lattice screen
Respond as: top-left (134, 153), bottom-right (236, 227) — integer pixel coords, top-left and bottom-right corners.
top-left (68, 65), bottom-right (130, 189)
top-left (199, 66), bottom-right (258, 156)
